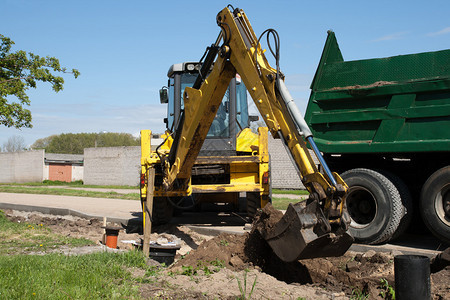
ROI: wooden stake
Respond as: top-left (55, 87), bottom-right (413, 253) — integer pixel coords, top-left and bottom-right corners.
top-left (102, 217), bottom-right (107, 244)
top-left (142, 167), bottom-right (155, 257)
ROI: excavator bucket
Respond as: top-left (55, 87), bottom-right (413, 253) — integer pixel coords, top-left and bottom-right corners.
top-left (254, 202), bottom-right (353, 262)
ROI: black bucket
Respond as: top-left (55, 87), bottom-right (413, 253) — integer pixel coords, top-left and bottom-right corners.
top-left (394, 255), bottom-right (431, 300)
top-left (149, 245), bottom-right (180, 265)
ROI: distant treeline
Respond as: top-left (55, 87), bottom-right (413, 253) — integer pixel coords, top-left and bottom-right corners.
top-left (31, 132), bottom-right (140, 154)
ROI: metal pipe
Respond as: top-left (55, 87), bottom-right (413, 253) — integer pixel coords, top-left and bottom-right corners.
top-left (276, 77), bottom-right (337, 186)
top-left (307, 136), bottom-right (337, 187)
top-left (276, 77), bottom-right (312, 138)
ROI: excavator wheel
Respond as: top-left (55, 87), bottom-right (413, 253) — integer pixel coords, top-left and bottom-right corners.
top-left (247, 192), bottom-right (261, 218)
top-left (152, 197), bottom-right (174, 225)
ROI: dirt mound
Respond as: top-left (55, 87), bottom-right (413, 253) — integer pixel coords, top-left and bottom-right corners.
top-left (171, 205), bottom-right (449, 299)
top-left (171, 230), bottom-right (393, 295)
top-left (171, 233), bottom-right (249, 272)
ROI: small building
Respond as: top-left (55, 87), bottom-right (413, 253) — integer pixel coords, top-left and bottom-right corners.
top-left (44, 153), bottom-right (84, 182)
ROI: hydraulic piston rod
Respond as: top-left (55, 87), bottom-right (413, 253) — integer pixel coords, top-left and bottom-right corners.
top-left (276, 77), bottom-right (338, 187)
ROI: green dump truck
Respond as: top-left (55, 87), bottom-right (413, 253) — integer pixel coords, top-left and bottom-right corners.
top-left (305, 31), bottom-right (450, 245)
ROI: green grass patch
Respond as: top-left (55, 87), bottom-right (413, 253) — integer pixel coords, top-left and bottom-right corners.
top-left (43, 180), bottom-right (84, 186)
top-left (0, 209), bottom-right (161, 298)
top-left (0, 210), bottom-right (93, 255)
top-left (271, 197), bottom-right (306, 210)
top-left (0, 181), bottom-right (138, 189)
top-left (272, 189), bottom-right (309, 195)
top-left (0, 186), bottom-right (140, 201)
top-left (0, 250), bottom-right (159, 299)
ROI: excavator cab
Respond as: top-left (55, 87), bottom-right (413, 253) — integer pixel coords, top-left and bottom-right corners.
top-left (162, 62), bottom-right (250, 154)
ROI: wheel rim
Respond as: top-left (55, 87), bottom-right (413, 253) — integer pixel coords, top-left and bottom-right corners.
top-left (345, 186), bottom-right (377, 229)
top-left (434, 183), bottom-right (450, 226)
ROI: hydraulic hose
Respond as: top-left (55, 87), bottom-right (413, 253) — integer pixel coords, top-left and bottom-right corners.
top-left (276, 76), bottom-right (337, 187)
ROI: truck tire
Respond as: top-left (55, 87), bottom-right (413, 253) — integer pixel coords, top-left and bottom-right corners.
top-left (378, 170), bottom-right (413, 241)
top-left (341, 168), bottom-right (403, 244)
top-left (151, 197), bottom-right (173, 225)
top-left (420, 166), bottom-right (450, 244)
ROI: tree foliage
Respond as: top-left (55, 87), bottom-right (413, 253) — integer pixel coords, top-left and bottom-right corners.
top-left (31, 132), bottom-right (140, 154)
top-left (0, 34), bottom-right (80, 128)
top-left (2, 135), bottom-right (26, 152)
top-left (30, 134), bottom-right (57, 150)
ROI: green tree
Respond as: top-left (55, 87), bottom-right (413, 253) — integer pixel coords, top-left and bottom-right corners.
top-left (30, 134), bottom-right (57, 150)
top-left (34, 132), bottom-right (140, 154)
top-left (0, 34), bottom-right (79, 128)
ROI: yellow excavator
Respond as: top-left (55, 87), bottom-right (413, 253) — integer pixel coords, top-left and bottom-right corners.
top-left (140, 6), bottom-right (353, 262)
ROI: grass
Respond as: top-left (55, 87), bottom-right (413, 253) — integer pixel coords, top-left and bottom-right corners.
top-left (0, 180), bottom-right (138, 189)
top-left (236, 269), bottom-right (257, 300)
top-left (271, 197), bottom-right (304, 210)
top-left (0, 210), bottom-right (94, 255)
top-left (0, 186), bottom-right (140, 201)
top-left (179, 259), bottom-right (225, 277)
top-left (350, 287), bottom-right (369, 300)
top-left (272, 189), bottom-right (309, 195)
top-left (0, 209), bottom-right (161, 299)
top-left (379, 278), bottom-right (395, 299)
top-left (271, 189), bottom-right (309, 210)
top-left (0, 250), bottom-right (158, 299)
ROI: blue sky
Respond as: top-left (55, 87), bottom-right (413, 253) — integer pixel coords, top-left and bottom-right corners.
top-left (1, 0), bottom-right (449, 147)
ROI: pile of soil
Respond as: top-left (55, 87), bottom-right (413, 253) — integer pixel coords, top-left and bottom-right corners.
top-left (171, 231), bottom-right (449, 299)
top-left (3, 209), bottom-right (449, 299)
top-left (170, 204), bottom-right (449, 299)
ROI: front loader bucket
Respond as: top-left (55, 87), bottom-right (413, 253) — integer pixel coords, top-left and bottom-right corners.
top-left (254, 202), bottom-right (353, 262)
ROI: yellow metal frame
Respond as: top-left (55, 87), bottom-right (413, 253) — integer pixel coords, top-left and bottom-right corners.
top-left (141, 124), bottom-right (271, 208)
top-left (141, 6), bottom-right (347, 221)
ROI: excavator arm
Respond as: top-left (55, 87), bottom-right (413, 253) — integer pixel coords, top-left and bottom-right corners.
top-left (160, 6), bottom-right (353, 261)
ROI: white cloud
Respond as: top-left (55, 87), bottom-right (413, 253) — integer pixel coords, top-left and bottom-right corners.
top-left (371, 32), bottom-right (409, 42)
top-left (427, 27), bottom-right (450, 36)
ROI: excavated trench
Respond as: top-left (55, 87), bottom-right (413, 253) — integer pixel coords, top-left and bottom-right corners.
top-left (171, 204), bottom-right (449, 298)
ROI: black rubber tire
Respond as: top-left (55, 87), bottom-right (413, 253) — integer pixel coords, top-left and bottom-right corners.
top-left (247, 192), bottom-right (261, 218)
top-left (151, 197), bottom-right (173, 225)
top-left (420, 166), bottom-right (450, 244)
top-left (246, 156), bottom-right (272, 218)
top-left (341, 168), bottom-right (403, 244)
top-left (377, 170), bottom-right (413, 241)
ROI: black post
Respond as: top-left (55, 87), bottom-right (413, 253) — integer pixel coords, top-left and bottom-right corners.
top-left (394, 255), bottom-right (431, 300)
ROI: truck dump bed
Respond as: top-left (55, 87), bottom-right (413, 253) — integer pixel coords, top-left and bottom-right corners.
top-left (305, 31), bottom-right (450, 154)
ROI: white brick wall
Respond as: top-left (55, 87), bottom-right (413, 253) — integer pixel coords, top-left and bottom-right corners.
top-left (82, 139), bottom-right (316, 189)
top-left (0, 150), bottom-right (45, 183)
top-left (268, 135), bottom-right (319, 189)
top-left (83, 146), bottom-right (140, 186)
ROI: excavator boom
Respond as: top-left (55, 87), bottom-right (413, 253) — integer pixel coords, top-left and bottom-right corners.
top-left (161, 6), bottom-right (353, 261)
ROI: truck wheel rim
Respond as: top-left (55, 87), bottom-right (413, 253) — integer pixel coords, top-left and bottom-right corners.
top-left (346, 186), bottom-right (377, 229)
top-left (434, 183), bottom-right (450, 226)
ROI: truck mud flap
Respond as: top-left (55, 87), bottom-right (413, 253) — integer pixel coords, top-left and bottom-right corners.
top-left (254, 202), bottom-right (353, 262)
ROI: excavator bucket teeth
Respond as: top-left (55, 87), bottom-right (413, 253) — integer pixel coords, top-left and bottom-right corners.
top-left (254, 202), bottom-right (353, 262)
